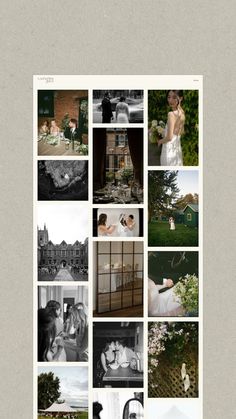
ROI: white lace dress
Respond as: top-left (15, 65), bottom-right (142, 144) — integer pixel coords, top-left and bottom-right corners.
top-left (116, 102), bottom-right (129, 123)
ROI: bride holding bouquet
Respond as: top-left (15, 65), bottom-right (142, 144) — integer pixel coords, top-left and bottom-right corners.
top-left (158, 90), bottom-right (185, 166)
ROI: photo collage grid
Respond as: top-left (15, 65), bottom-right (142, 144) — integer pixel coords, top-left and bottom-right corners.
top-left (34, 75), bottom-right (203, 419)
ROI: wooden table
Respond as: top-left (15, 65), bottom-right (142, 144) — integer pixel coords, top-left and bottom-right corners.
top-left (103, 366), bottom-right (143, 387)
top-left (38, 139), bottom-right (85, 156)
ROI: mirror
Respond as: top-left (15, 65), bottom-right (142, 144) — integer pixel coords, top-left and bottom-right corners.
top-left (123, 398), bottom-right (144, 419)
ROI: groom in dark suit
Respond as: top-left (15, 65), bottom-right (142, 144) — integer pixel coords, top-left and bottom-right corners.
top-left (64, 118), bottom-right (80, 141)
top-left (101, 92), bottom-right (113, 123)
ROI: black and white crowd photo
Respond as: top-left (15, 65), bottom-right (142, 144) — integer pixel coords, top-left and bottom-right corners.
top-left (93, 322), bottom-right (143, 388)
top-left (38, 285), bottom-right (88, 362)
top-left (93, 90), bottom-right (144, 124)
top-left (37, 203), bottom-right (88, 281)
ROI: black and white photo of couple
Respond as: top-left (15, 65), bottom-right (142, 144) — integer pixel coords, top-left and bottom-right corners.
top-left (93, 90), bottom-right (144, 124)
top-left (93, 208), bottom-right (143, 237)
top-left (93, 322), bottom-right (143, 388)
top-left (38, 286), bottom-right (88, 362)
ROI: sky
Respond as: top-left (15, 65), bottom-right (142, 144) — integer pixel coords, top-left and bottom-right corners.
top-left (37, 203), bottom-right (89, 243)
top-left (148, 399), bottom-right (201, 418)
top-left (38, 366), bottom-right (88, 407)
top-left (176, 170), bottom-right (199, 196)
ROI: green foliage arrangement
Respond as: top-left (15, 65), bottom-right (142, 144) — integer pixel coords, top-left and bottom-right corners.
top-left (120, 168), bottom-right (134, 184)
top-left (148, 90), bottom-right (199, 165)
top-left (61, 113), bottom-right (70, 130)
top-left (174, 274), bottom-right (199, 315)
top-left (106, 171), bottom-right (115, 182)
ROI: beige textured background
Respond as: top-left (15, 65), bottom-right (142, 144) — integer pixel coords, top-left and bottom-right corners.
top-left (0, 1), bottom-right (235, 418)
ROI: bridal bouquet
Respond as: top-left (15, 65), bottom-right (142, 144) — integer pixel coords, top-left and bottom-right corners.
top-left (149, 120), bottom-right (165, 144)
top-left (174, 274), bottom-right (198, 315)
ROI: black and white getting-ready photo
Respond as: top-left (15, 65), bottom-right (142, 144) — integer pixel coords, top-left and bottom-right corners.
top-left (38, 285), bottom-right (88, 362)
top-left (93, 90), bottom-right (144, 124)
top-left (38, 160), bottom-right (88, 200)
top-left (37, 203), bottom-right (88, 281)
top-left (93, 391), bottom-right (144, 419)
top-left (93, 321), bottom-right (143, 388)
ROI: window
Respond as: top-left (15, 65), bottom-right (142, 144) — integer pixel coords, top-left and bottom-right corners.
top-left (97, 241), bottom-right (143, 314)
top-left (38, 90), bottom-right (54, 117)
top-left (105, 130), bottom-right (133, 182)
top-left (187, 213), bottom-right (192, 221)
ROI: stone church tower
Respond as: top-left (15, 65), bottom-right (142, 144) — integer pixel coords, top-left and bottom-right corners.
top-left (38, 224), bottom-right (49, 247)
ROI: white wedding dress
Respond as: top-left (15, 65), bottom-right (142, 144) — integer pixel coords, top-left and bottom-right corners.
top-left (116, 102), bottom-right (129, 123)
top-left (170, 221), bottom-right (175, 230)
top-left (117, 223), bottom-right (130, 237)
top-left (148, 278), bottom-right (183, 316)
top-left (160, 118), bottom-right (183, 166)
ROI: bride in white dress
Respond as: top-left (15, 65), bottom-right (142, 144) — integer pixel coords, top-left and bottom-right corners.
top-left (169, 217), bottom-right (175, 230)
top-left (117, 214), bottom-right (136, 237)
top-left (148, 277), bottom-right (184, 316)
top-left (115, 96), bottom-right (130, 123)
top-left (158, 90), bottom-right (185, 166)
top-left (117, 214), bottom-right (130, 237)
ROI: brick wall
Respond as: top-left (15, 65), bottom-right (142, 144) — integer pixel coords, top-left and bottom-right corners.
top-left (38, 90), bottom-right (88, 130)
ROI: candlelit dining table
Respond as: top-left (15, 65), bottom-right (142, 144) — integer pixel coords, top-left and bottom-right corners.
top-left (93, 184), bottom-right (143, 204)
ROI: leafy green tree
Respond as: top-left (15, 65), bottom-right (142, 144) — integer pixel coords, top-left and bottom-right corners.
top-left (175, 193), bottom-right (199, 209)
top-left (148, 171), bottom-right (179, 221)
top-left (38, 372), bottom-right (61, 410)
top-left (148, 90), bottom-right (199, 165)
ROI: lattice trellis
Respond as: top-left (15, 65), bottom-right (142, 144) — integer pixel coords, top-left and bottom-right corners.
top-left (148, 363), bottom-right (198, 398)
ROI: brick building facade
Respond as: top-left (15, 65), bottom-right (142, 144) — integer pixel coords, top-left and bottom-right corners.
top-left (106, 128), bottom-right (133, 175)
top-left (38, 90), bottom-right (88, 136)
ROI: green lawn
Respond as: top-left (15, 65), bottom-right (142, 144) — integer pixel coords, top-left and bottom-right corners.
top-left (38, 413), bottom-right (87, 419)
top-left (148, 221), bottom-right (198, 247)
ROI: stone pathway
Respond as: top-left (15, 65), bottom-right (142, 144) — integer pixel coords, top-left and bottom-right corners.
top-left (54, 268), bottom-right (74, 281)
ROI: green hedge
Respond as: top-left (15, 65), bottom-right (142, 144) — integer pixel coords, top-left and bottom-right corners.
top-left (148, 90), bottom-right (199, 166)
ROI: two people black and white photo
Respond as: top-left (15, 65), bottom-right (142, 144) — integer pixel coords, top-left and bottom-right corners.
top-left (93, 90), bottom-right (144, 124)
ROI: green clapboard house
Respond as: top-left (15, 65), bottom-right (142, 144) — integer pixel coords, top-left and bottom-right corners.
top-left (183, 203), bottom-right (199, 227)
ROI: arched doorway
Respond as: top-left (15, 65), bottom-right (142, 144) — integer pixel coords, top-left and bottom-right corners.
top-left (60, 260), bottom-right (67, 268)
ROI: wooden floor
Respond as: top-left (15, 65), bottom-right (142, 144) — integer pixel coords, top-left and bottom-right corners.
top-left (93, 305), bottom-right (143, 317)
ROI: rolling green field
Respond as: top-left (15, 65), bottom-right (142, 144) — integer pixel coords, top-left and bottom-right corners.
top-left (38, 413), bottom-right (87, 419)
top-left (148, 221), bottom-right (198, 247)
